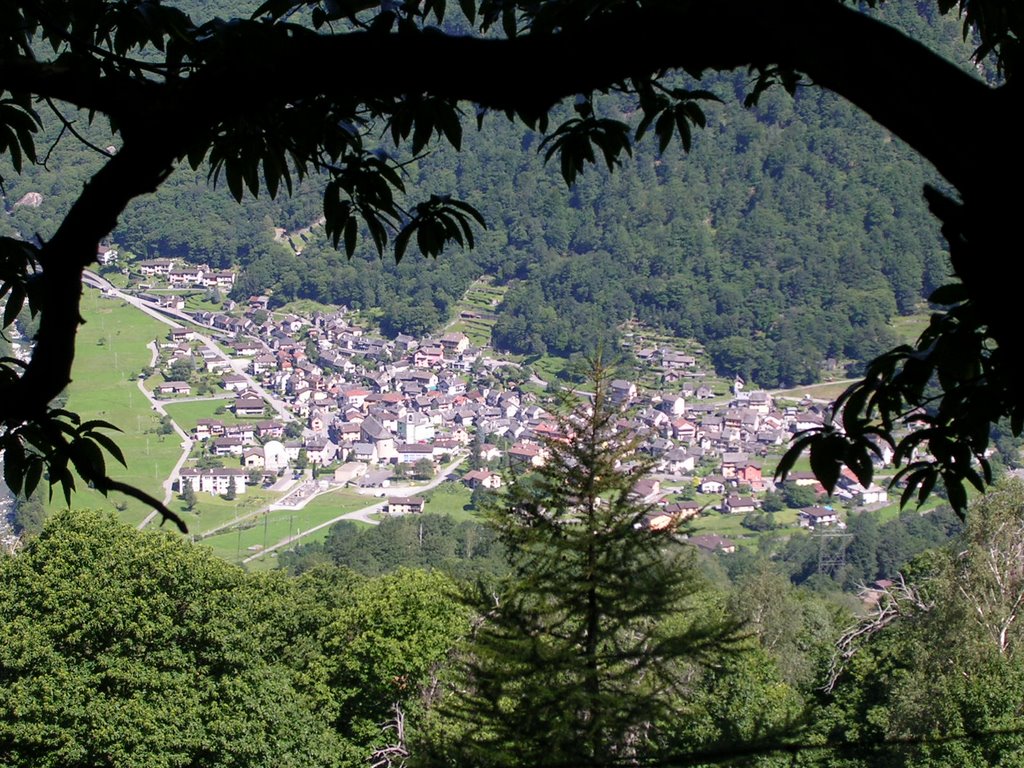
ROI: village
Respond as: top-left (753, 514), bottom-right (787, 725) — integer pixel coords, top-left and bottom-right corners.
top-left (98, 253), bottom-right (895, 558)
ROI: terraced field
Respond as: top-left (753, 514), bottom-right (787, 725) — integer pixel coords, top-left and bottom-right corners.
top-left (446, 277), bottom-right (506, 347)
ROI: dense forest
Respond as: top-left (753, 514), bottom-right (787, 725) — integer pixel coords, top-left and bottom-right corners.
top-left (5, 480), bottom-right (1023, 767)
top-left (0, 3), bottom-right (978, 387)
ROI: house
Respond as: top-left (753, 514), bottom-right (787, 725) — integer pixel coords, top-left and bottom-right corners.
top-left (631, 477), bottom-right (662, 504)
top-left (736, 461), bottom-right (765, 488)
top-left (137, 258), bottom-right (175, 276)
top-left (157, 294), bottom-right (185, 310)
top-left (699, 476), bottom-right (727, 495)
top-left (333, 462), bottom-right (368, 484)
top-left (221, 374), bottom-right (249, 392)
top-left (155, 381), bottom-right (191, 396)
top-left (212, 436), bottom-right (246, 456)
top-left (178, 467), bottom-right (247, 496)
top-left (687, 534), bottom-right (737, 554)
top-left (479, 443), bottom-right (502, 463)
top-left (720, 452), bottom-right (748, 479)
top-left (360, 416), bottom-right (397, 462)
top-left (722, 495), bottom-right (759, 514)
top-left (396, 442), bottom-right (435, 464)
top-left (352, 442), bottom-right (379, 463)
top-left (385, 496), bottom-right (425, 515)
top-left (643, 509), bottom-right (678, 531)
top-left (509, 442), bottom-right (547, 467)
top-left (340, 387), bottom-right (370, 409)
top-left (233, 397), bottom-right (266, 417)
top-left (837, 467), bottom-right (890, 505)
top-left (858, 484), bottom-right (889, 505)
top-left (787, 471), bottom-right (821, 487)
top-left (439, 332), bottom-right (470, 355)
top-left (662, 500), bottom-right (702, 522)
top-left (462, 469), bottom-right (503, 490)
top-left (798, 506), bottom-right (841, 528)
top-left (243, 447), bottom-right (265, 468)
top-left (96, 244), bottom-right (118, 264)
top-left (398, 412), bottom-right (435, 443)
top-left (256, 420), bottom-right (285, 439)
top-left (414, 346), bottom-right (445, 368)
top-left (662, 351), bottom-right (696, 369)
top-left (231, 340), bottom-right (262, 356)
top-left (609, 379), bottom-right (637, 404)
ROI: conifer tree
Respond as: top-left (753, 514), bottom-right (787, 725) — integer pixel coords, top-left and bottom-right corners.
top-left (429, 360), bottom-right (740, 767)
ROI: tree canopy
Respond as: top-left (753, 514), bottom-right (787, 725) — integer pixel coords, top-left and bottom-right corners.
top-left (1, 0), bottom-right (1021, 517)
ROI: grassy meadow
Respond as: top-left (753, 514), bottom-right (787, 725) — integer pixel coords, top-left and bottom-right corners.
top-left (50, 289), bottom-right (183, 526)
top-left (198, 487), bottom-right (371, 564)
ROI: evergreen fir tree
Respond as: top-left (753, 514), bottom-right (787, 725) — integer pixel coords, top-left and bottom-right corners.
top-left (428, 360), bottom-right (740, 767)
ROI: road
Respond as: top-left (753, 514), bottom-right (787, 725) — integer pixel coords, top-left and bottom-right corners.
top-left (82, 272), bottom-right (294, 528)
top-left (84, 270), bottom-right (293, 420)
top-left (239, 454), bottom-right (467, 563)
top-left (136, 342), bottom-right (194, 529)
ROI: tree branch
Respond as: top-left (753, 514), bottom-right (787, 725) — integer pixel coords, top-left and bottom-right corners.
top-left (5, 1), bottom-right (1003, 194)
top-left (186, 1), bottom-right (1002, 193)
top-left (0, 138), bottom-right (184, 425)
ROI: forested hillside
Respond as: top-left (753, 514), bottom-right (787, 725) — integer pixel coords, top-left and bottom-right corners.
top-left (0, 3), bottom-right (975, 386)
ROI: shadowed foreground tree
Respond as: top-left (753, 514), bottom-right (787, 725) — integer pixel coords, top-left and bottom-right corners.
top-left (0, 0), bottom-right (1021, 519)
top-left (417, 362), bottom-right (746, 767)
top-left (816, 480), bottom-right (1024, 767)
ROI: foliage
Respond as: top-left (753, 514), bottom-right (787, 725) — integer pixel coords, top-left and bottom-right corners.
top-left (0, 509), bottom-right (344, 767)
top-left (0, 0), bottom-right (1020, 520)
top-left (816, 481), bottom-right (1024, 766)
top-left (322, 568), bottom-right (470, 757)
top-left (782, 482), bottom-right (819, 510)
top-left (180, 481), bottom-right (197, 511)
top-left (779, 505), bottom-right (962, 590)
top-left (425, 361), bottom-right (742, 766)
top-left (280, 515), bottom-right (506, 580)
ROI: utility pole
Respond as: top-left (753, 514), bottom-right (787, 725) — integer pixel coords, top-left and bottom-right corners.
top-left (815, 528), bottom-right (853, 578)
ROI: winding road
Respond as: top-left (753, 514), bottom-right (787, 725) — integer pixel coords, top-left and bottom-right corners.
top-left (239, 454), bottom-right (467, 563)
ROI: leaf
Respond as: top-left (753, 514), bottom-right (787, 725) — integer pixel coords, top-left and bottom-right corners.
top-left (3, 285), bottom-right (25, 328)
top-left (80, 419), bottom-right (123, 433)
top-left (23, 457), bottom-right (43, 498)
top-left (224, 159), bottom-right (244, 202)
top-left (654, 109), bottom-right (674, 154)
top-left (809, 436), bottom-right (842, 495)
top-left (394, 220), bottom-right (416, 264)
top-left (775, 432), bottom-right (817, 482)
top-left (435, 102), bottom-right (463, 150)
top-left (928, 282), bottom-right (968, 305)
top-left (87, 430), bottom-right (128, 468)
top-left (3, 437), bottom-right (25, 496)
top-left (501, 5), bottom-right (516, 37)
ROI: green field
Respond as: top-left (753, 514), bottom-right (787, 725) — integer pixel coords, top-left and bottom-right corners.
top-left (890, 309), bottom-right (931, 345)
top-left (686, 507), bottom-right (800, 540)
top-left (198, 487), bottom-right (371, 564)
top-left (177, 487), bottom-right (281, 535)
top-left (772, 380), bottom-right (856, 402)
top-left (50, 290), bottom-right (183, 526)
top-left (424, 482), bottom-right (476, 521)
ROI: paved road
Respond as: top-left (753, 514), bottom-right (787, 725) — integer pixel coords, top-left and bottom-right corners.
top-left (240, 454), bottom-right (468, 563)
top-left (84, 271), bottom-right (292, 421)
top-left (136, 343), bottom-right (194, 529)
top-left (79, 274), bottom-right (286, 528)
